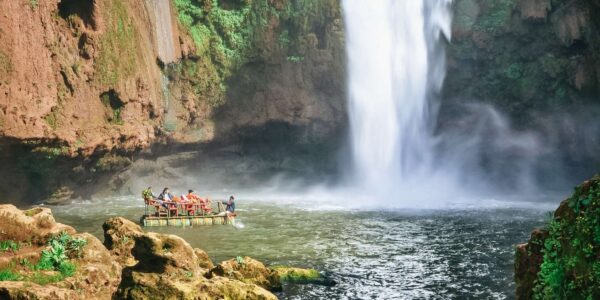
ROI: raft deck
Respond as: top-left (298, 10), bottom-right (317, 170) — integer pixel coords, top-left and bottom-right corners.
top-left (141, 214), bottom-right (236, 227)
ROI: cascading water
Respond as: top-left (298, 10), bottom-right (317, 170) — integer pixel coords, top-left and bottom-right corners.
top-left (344, 0), bottom-right (453, 195)
top-left (146, 0), bottom-right (178, 131)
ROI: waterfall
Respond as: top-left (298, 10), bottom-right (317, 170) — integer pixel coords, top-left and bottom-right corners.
top-left (149, 0), bottom-right (177, 64)
top-left (343, 0), bottom-right (453, 194)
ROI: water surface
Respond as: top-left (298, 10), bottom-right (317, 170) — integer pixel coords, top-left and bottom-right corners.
top-left (51, 197), bottom-right (550, 299)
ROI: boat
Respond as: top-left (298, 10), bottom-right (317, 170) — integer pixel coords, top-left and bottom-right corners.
top-left (141, 199), bottom-right (236, 227)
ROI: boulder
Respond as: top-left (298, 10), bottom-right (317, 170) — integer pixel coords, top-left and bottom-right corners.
top-left (0, 281), bottom-right (78, 299)
top-left (194, 248), bottom-right (214, 270)
top-left (0, 207), bottom-right (120, 300)
top-left (273, 266), bottom-right (335, 286)
top-left (0, 205), bottom-right (75, 244)
top-left (102, 217), bottom-right (144, 266)
top-left (115, 232), bottom-right (277, 299)
top-left (207, 256), bottom-right (282, 291)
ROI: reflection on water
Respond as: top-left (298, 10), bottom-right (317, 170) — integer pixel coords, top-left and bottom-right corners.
top-left (51, 196), bottom-right (549, 299)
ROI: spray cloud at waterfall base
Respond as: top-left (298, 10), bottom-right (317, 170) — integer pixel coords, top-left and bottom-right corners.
top-left (339, 0), bottom-right (566, 208)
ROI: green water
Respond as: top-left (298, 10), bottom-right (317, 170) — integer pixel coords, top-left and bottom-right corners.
top-left (51, 196), bottom-right (552, 299)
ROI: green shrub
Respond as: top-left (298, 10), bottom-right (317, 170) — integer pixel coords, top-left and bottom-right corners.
top-left (58, 261), bottom-right (76, 277)
top-left (533, 176), bottom-right (600, 299)
top-left (0, 269), bottom-right (21, 281)
top-left (0, 240), bottom-right (20, 253)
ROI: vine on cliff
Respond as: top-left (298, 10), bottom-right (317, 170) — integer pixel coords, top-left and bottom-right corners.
top-left (533, 176), bottom-right (600, 299)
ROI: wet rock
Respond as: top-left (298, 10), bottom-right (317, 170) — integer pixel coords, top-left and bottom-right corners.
top-left (208, 256), bottom-right (282, 291)
top-left (273, 266), bottom-right (335, 286)
top-left (102, 217), bottom-right (144, 266)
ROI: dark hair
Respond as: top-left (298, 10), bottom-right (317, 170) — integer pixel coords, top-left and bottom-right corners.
top-left (162, 187), bottom-right (169, 193)
top-left (188, 189), bottom-right (194, 193)
top-left (229, 195), bottom-right (235, 200)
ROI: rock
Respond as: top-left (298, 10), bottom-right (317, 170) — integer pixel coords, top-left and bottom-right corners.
top-left (102, 217), bottom-right (144, 266)
top-left (517, 0), bottom-right (551, 20)
top-left (551, 1), bottom-right (590, 46)
top-left (0, 207), bottom-right (120, 299)
top-left (0, 205), bottom-right (75, 244)
top-left (116, 233), bottom-right (277, 299)
top-left (194, 248), bottom-right (214, 270)
top-left (273, 266), bottom-right (335, 286)
top-left (207, 256), bottom-right (282, 292)
top-left (0, 281), bottom-right (78, 300)
top-left (515, 175), bottom-right (600, 299)
top-left (514, 229), bottom-right (548, 300)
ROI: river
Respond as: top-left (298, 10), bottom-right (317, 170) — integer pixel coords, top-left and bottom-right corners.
top-left (51, 196), bottom-right (555, 299)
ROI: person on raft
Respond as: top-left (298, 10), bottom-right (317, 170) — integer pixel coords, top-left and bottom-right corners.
top-left (142, 186), bottom-right (157, 201)
top-left (222, 195), bottom-right (235, 213)
top-left (158, 187), bottom-right (174, 202)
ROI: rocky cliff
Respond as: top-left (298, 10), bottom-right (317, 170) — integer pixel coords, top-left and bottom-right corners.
top-left (515, 176), bottom-right (600, 299)
top-left (0, 0), bottom-right (345, 204)
top-left (446, 0), bottom-right (600, 121)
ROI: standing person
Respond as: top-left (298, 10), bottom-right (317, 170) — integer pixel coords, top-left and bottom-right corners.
top-left (222, 196), bottom-right (235, 213)
top-left (141, 186), bottom-right (157, 215)
top-left (142, 186), bottom-right (157, 202)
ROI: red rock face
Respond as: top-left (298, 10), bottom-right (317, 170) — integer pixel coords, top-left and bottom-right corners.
top-left (0, 0), bottom-right (166, 155)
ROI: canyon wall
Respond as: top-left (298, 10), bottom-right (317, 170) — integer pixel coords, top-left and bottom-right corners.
top-left (1, 0), bottom-right (599, 204)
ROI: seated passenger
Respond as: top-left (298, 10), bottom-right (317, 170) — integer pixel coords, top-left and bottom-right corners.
top-left (158, 188), bottom-right (174, 202)
top-left (186, 190), bottom-right (201, 203)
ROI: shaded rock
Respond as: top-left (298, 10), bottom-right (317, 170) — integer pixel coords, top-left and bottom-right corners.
top-left (102, 217), bottom-right (144, 266)
top-left (115, 232), bottom-right (277, 299)
top-left (207, 256), bottom-right (282, 292)
top-left (517, 0), bottom-right (551, 20)
top-left (0, 205), bottom-right (75, 244)
top-left (514, 229), bottom-right (548, 300)
top-left (194, 248), bottom-right (214, 270)
top-left (0, 281), bottom-right (78, 300)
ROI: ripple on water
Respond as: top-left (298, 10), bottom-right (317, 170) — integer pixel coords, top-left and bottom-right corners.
top-left (50, 197), bottom-right (550, 299)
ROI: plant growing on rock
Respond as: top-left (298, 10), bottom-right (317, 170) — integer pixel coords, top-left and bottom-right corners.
top-left (0, 240), bottom-right (20, 253)
top-left (532, 176), bottom-right (600, 299)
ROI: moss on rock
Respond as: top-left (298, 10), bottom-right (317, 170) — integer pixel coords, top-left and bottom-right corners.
top-left (272, 266), bottom-right (333, 285)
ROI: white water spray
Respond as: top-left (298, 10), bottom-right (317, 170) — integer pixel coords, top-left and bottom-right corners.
top-left (344, 0), bottom-right (453, 194)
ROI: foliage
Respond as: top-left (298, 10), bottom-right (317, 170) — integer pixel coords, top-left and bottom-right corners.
top-left (286, 55), bottom-right (304, 63)
top-left (96, 0), bottom-right (137, 85)
top-left (533, 176), bottom-right (600, 299)
top-left (0, 269), bottom-right (21, 281)
top-left (473, 0), bottom-right (515, 34)
top-left (29, 0), bottom-right (38, 9)
top-left (0, 51), bottom-right (12, 81)
top-left (95, 153), bottom-right (131, 172)
top-left (0, 240), bottom-right (20, 253)
top-left (49, 232), bottom-right (88, 259)
top-left (236, 256), bottom-right (244, 266)
top-left (44, 111), bottom-right (59, 130)
top-left (32, 146), bottom-right (69, 159)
